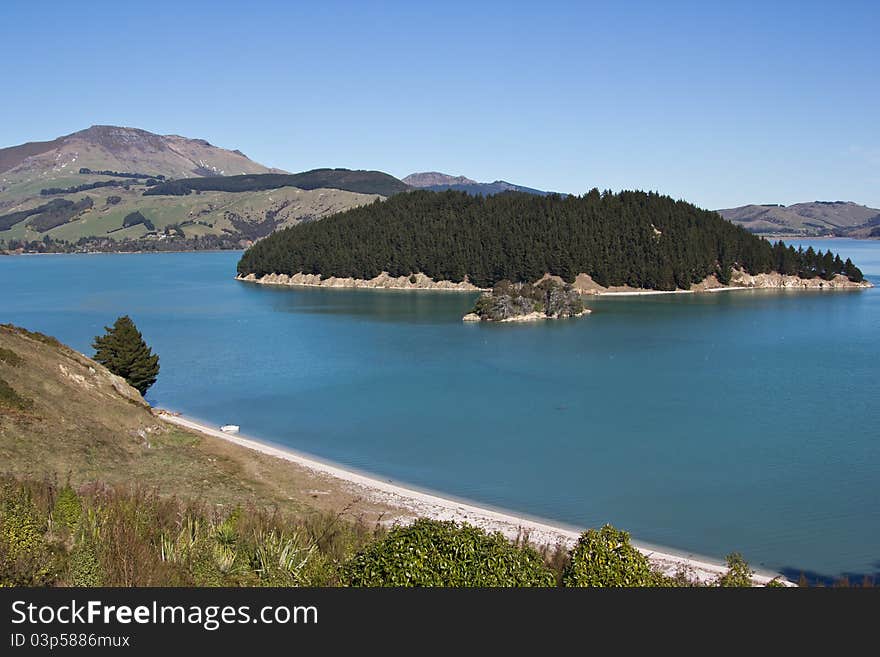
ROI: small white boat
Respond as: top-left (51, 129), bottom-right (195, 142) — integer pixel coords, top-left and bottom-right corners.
top-left (220, 424), bottom-right (240, 434)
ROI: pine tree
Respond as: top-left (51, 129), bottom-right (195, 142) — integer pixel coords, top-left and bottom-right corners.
top-left (92, 316), bottom-right (160, 396)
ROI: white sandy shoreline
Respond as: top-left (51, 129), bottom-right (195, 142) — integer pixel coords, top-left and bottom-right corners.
top-left (156, 410), bottom-right (790, 585)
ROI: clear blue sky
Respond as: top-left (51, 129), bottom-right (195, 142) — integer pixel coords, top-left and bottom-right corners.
top-left (2, 0), bottom-right (878, 209)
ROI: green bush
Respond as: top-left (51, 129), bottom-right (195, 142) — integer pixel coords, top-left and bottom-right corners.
top-left (717, 552), bottom-right (754, 587)
top-left (0, 487), bottom-right (45, 560)
top-left (68, 531), bottom-right (102, 586)
top-left (0, 487), bottom-right (56, 585)
top-left (562, 524), bottom-right (668, 587)
top-left (342, 519), bottom-right (556, 587)
top-left (52, 486), bottom-right (82, 533)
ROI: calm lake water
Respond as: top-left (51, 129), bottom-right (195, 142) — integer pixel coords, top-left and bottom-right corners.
top-left (3, 239), bottom-right (878, 579)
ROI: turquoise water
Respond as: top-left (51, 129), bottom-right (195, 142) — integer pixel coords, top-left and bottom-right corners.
top-left (2, 239), bottom-right (878, 580)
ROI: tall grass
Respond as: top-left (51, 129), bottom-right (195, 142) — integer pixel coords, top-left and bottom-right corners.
top-left (0, 474), bottom-right (380, 587)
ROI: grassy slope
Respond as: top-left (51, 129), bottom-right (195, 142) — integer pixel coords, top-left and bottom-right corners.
top-left (0, 179), bottom-right (381, 243)
top-left (719, 202), bottom-right (880, 236)
top-left (0, 324), bottom-right (388, 521)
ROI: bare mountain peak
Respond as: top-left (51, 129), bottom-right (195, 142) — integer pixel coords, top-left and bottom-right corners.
top-left (403, 171), bottom-right (478, 187)
top-left (67, 125), bottom-right (170, 153)
top-left (0, 125), bottom-right (282, 179)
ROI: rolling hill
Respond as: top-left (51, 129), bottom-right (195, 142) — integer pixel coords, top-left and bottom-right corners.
top-left (0, 323), bottom-right (391, 521)
top-left (0, 126), bottom-right (403, 251)
top-left (718, 201), bottom-right (880, 237)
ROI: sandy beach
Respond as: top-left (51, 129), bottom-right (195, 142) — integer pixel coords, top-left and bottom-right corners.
top-left (156, 410), bottom-right (790, 585)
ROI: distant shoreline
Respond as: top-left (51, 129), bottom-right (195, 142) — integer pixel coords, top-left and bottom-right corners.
top-left (3, 234), bottom-right (876, 258)
top-left (156, 410), bottom-right (790, 585)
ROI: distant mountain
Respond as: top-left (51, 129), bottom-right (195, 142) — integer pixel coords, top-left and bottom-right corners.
top-left (0, 127), bottom-right (392, 252)
top-left (404, 171), bottom-right (555, 196)
top-left (0, 125), bottom-right (283, 182)
top-left (718, 201), bottom-right (880, 238)
top-left (403, 172), bottom-right (477, 187)
top-left (425, 180), bottom-right (554, 196)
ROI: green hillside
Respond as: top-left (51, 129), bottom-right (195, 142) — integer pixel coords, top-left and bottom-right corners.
top-left (0, 173), bottom-right (383, 251)
top-left (0, 127), bottom-right (400, 252)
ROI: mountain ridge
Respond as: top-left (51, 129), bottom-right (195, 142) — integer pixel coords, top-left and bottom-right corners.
top-left (404, 170), bottom-right (554, 196)
top-left (717, 201), bottom-right (880, 237)
top-left (0, 125), bottom-right (284, 181)
top-left (403, 172), bottom-right (477, 187)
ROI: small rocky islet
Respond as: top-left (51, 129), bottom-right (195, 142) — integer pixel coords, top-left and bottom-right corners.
top-left (463, 279), bottom-right (589, 322)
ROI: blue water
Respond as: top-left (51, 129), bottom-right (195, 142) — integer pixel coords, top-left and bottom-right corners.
top-left (2, 239), bottom-right (878, 580)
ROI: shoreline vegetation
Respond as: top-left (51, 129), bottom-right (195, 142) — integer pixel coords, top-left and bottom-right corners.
top-left (154, 411), bottom-right (789, 585)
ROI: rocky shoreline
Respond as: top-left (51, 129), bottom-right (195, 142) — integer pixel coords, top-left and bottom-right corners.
top-left (237, 269), bottom-right (872, 294)
top-left (463, 309), bottom-right (592, 323)
top-left (724, 269), bottom-right (872, 290)
top-left (236, 271), bottom-right (483, 291)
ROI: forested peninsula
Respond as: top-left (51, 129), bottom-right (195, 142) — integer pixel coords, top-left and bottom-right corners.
top-left (236, 189), bottom-right (867, 292)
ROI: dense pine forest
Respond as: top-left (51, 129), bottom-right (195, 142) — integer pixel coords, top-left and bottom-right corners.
top-left (237, 189), bottom-right (864, 289)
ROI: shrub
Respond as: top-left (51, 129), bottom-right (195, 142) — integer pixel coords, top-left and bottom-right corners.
top-left (716, 552), bottom-right (754, 587)
top-left (342, 519), bottom-right (556, 587)
top-left (0, 486), bottom-right (56, 585)
top-left (52, 486), bottom-right (82, 533)
top-left (562, 524), bottom-right (668, 587)
top-left (249, 528), bottom-right (317, 586)
top-left (68, 530), bottom-right (102, 586)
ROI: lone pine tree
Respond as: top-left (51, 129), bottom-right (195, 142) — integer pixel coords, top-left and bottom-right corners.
top-left (92, 316), bottom-right (160, 396)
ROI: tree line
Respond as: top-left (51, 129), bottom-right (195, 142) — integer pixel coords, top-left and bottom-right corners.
top-left (143, 169), bottom-right (409, 198)
top-left (41, 180), bottom-right (128, 196)
top-left (0, 197), bottom-right (95, 233)
top-left (79, 167), bottom-right (165, 180)
top-left (237, 189), bottom-right (865, 289)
